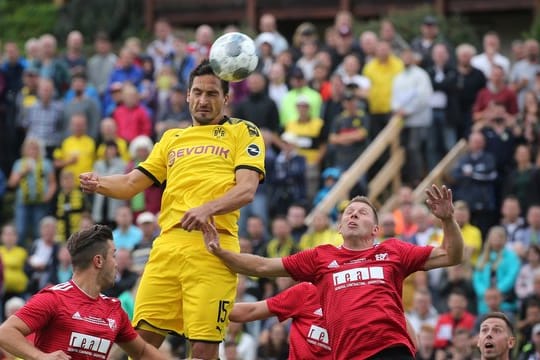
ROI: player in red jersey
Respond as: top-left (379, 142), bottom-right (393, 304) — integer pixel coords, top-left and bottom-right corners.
top-left (230, 281), bottom-right (331, 359)
top-left (203, 184), bottom-right (462, 359)
top-left (0, 224), bottom-right (165, 360)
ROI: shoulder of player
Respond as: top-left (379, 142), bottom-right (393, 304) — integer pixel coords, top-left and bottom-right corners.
top-left (224, 117), bottom-right (261, 136)
top-left (98, 293), bottom-right (122, 305)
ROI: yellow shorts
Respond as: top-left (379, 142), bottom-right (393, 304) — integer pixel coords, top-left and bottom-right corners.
top-left (133, 228), bottom-right (239, 341)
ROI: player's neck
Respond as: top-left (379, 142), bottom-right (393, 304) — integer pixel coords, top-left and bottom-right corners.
top-left (342, 237), bottom-right (374, 251)
top-left (72, 275), bottom-right (101, 299)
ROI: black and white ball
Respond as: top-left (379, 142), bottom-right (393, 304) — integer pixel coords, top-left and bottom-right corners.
top-left (209, 32), bottom-right (258, 82)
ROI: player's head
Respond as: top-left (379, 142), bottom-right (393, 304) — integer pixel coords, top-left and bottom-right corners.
top-left (187, 59), bottom-right (230, 125)
top-left (477, 312), bottom-right (515, 359)
top-left (188, 59), bottom-right (229, 95)
top-left (67, 225), bottom-right (117, 287)
top-left (338, 196), bottom-right (379, 240)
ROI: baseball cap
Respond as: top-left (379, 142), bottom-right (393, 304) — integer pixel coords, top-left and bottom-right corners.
top-left (136, 211), bottom-right (156, 225)
top-left (322, 167), bottom-right (341, 180)
top-left (423, 15), bottom-right (438, 26)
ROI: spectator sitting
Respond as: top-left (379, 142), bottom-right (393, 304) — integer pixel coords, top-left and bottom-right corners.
top-left (131, 211), bottom-right (158, 274)
top-left (54, 170), bottom-right (87, 242)
top-left (298, 211), bottom-right (341, 250)
top-left (433, 289), bottom-right (476, 349)
top-left (46, 244), bottom-right (72, 286)
top-left (112, 206), bottom-right (143, 251)
top-left (312, 167), bottom-right (341, 221)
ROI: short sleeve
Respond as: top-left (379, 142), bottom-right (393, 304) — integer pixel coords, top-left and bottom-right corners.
top-left (15, 292), bottom-right (55, 332)
top-left (234, 121), bottom-right (266, 182)
top-left (282, 248), bottom-right (318, 283)
top-left (390, 239), bottom-right (433, 276)
top-left (267, 283), bottom-right (310, 322)
top-left (137, 132), bottom-right (170, 186)
top-left (115, 304), bottom-right (138, 343)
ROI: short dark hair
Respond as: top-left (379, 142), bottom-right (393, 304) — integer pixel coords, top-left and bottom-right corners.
top-left (188, 59), bottom-right (229, 95)
top-left (346, 196), bottom-right (379, 225)
top-left (67, 224), bottom-right (113, 270)
top-left (480, 312), bottom-right (515, 336)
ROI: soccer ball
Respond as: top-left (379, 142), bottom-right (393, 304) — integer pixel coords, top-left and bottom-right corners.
top-left (209, 32), bottom-right (259, 82)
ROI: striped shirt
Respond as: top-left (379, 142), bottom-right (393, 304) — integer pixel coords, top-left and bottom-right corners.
top-left (22, 100), bottom-right (65, 147)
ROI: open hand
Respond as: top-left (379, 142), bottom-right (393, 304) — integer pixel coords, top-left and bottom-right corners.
top-left (425, 184), bottom-right (454, 221)
top-left (201, 222), bottom-right (220, 253)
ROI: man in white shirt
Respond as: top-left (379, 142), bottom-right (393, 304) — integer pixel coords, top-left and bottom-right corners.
top-left (471, 31), bottom-right (510, 77)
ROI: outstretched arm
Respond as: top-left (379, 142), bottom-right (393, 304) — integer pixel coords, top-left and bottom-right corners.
top-left (229, 301), bottom-right (273, 323)
top-left (202, 223), bottom-right (289, 278)
top-left (80, 169), bottom-right (154, 200)
top-left (422, 184), bottom-right (464, 270)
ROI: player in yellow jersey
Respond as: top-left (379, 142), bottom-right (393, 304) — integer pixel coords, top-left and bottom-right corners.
top-left (79, 59), bottom-right (265, 359)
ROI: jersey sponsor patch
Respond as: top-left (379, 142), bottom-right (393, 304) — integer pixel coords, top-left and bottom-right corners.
top-left (333, 266), bottom-right (385, 289)
top-left (307, 324), bottom-right (331, 350)
top-left (246, 144), bottom-right (261, 157)
top-left (69, 331), bottom-right (111, 358)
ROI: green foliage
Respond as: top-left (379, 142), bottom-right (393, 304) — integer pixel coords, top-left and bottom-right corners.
top-left (0, 0), bottom-right (58, 42)
top-left (525, 15), bottom-right (540, 40)
top-left (357, 5), bottom-right (480, 49)
top-left (55, 0), bottom-right (148, 43)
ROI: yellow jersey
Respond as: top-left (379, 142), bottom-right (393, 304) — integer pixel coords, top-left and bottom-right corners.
top-left (53, 135), bottom-right (96, 183)
top-left (138, 117), bottom-right (265, 235)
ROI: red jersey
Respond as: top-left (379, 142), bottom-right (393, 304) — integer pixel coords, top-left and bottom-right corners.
top-left (267, 282), bottom-right (331, 360)
top-left (15, 280), bottom-right (137, 359)
top-left (283, 239), bottom-right (433, 360)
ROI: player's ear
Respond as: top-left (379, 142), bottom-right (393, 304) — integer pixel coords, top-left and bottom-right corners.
top-left (94, 254), bottom-right (103, 268)
top-left (371, 224), bottom-right (379, 237)
top-left (224, 93), bottom-right (229, 105)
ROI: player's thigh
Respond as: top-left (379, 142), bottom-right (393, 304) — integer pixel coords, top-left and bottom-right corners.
top-left (181, 236), bottom-right (239, 341)
top-left (133, 239), bottom-right (184, 330)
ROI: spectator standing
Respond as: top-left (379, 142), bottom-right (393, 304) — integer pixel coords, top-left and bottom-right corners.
top-left (433, 289), bottom-right (476, 349)
top-left (456, 43), bottom-right (487, 139)
top-left (410, 16), bottom-right (453, 70)
top-left (473, 226), bottom-right (521, 315)
top-left (54, 170), bottom-right (87, 242)
top-left (472, 32), bottom-right (511, 78)
top-left (62, 30), bottom-right (86, 75)
top-left (146, 18), bottom-right (175, 75)
top-left (8, 137), bottom-right (56, 246)
top-left (19, 78), bottom-right (65, 158)
top-left (392, 47), bottom-right (433, 185)
top-left (36, 34), bottom-right (70, 98)
top-left (86, 32), bottom-right (117, 97)
top-left (0, 224), bottom-right (28, 306)
top-left (91, 141), bottom-right (126, 227)
top-left (362, 40), bottom-right (404, 139)
top-left (451, 131), bottom-right (498, 237)
top-left (63, 72), bottom-right (101, 139)
top-left (53, 113), bottom-right (96, 183)
top-left (112, 84), bottom-right (152, 142)
top-left (255, 13), bottom-right (289, 56)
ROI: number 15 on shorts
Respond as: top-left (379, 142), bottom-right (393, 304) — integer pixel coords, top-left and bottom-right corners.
top-left (217, 300), bottom-right (230, 324)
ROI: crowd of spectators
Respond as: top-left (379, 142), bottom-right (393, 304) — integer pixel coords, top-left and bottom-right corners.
top-left (0, 8), bottom-right (540, 359)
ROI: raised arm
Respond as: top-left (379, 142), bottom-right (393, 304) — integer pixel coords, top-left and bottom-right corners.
top-left (229, 301), bottom-right (273, 323)
top-left (180, 168), bottom-right (261, 231)
top-left (202, 223), bottom-right (289, 278)
top-left (79, 168), bottom-right (154, 200)
top-left (0, 315), bottom-right (70, 360)
top-left (422, 184), bottom-right (464, 270)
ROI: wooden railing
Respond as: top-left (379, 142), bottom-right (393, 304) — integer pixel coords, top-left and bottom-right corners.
top-left (305, 115), bottom-right (404, 224)
top-left (379, 138), bottom-right (468, 214)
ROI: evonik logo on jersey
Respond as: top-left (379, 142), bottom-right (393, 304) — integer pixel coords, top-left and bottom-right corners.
top-left (333, 266), bottom-right (386, 290)
top-left (69, 332), bottom-right (111, 359)
top-left (167, 145), bottom-right (231, 166)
